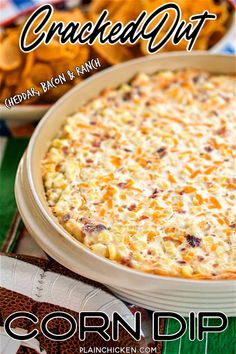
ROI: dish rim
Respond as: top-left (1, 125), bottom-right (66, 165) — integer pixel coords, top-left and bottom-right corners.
top-left (25, 51), bottom-right (236, 284)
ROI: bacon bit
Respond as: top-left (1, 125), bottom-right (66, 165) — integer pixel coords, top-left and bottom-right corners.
top-left (210, 110), bottom-right (219, 116)
top-left (92, 133), bottom-right (101, 137)
top-left (63, 214), bottom-right (70, 222)
top-left (82, 223), bottom-right (107, 234)
top-left (138, 215), bottom-right (149, 221)
top-left (186, 235), bottom-right (201, 247)
top-left (177, 209), bottom-right (186, 214)
top-left (146, 98), bottom-right (157, 107)
top-left (219, 93), bottom-right (230, 102)
top-left (177, 260), bottom-right (186, 264)
top-left (123, 91), bottom-right (132, 101)
top-left (92, 141), bottom-right (101, 148)
top-left (198, 256), bottom-right (204, 262)
top-left (215, 126), bottom-right (227, 136)
top-left (181, 186), bottom-right (196, 194)
top-left (204, 146), bottom-right (213, 153)
top-left (62, 146), bottom-right (69, 154)
top-left (117, 182), bottom-right (128, 188)
top-left (209, 197), bottom-right (222, 209)
top-left (149, 188), bottom-right (161, 198)
top-left (168, 174), bottom-right (176, 183)
top-left (86, 159), bottom-right (94, 164)
top-left (120, 255), bottom-right (132, 267)
top-left (190, 170), bottom-right (200, 179)
top-left (55, 163), bottom-right (62, 172)
top-left (156, 147), bottom-right (167, 158)
top-left (128, 204), bottom-right (136, 211)
top-left (204, 166), bottom-right (216, 175)
top-left (124, 148), bottom-right (132, 152)
top-left (229, 223), bottom-right (236, 229)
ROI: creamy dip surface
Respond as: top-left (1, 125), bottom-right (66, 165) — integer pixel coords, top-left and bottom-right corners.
top-left (42, 69), bottom-right (236, 279)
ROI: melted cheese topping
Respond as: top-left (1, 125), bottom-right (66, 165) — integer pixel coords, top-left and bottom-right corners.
top-left (42, 69), bottom-right (236, 279)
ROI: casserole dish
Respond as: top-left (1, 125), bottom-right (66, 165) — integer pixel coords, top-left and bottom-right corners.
top-left (15, 52), bottom-right (236, 315)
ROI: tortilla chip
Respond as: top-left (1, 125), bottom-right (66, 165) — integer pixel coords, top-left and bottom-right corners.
top-left (53, 45), bottom-right (89, 76)
top-left (22, 52), bottom-right (35, 77)
top-left (93, 41), bottom-right (135, 65)
top-left (35, 40), bottom-right (79, 62)
top-left (4, 67), bottom-right (23, 86)
top-left (30, 63), bottom-right (53, 84)
top-left (111, 0), bottom-right (145, 24)
top-left (0, 36), bottom-right (22, 71)
top-left (88, 0), bottom-right (121, 19)
top-left (0, 86), bottom-right (12, 103)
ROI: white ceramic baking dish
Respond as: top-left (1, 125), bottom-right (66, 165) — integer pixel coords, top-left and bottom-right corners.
top-left (15, 52), bottom-right (236, 315)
